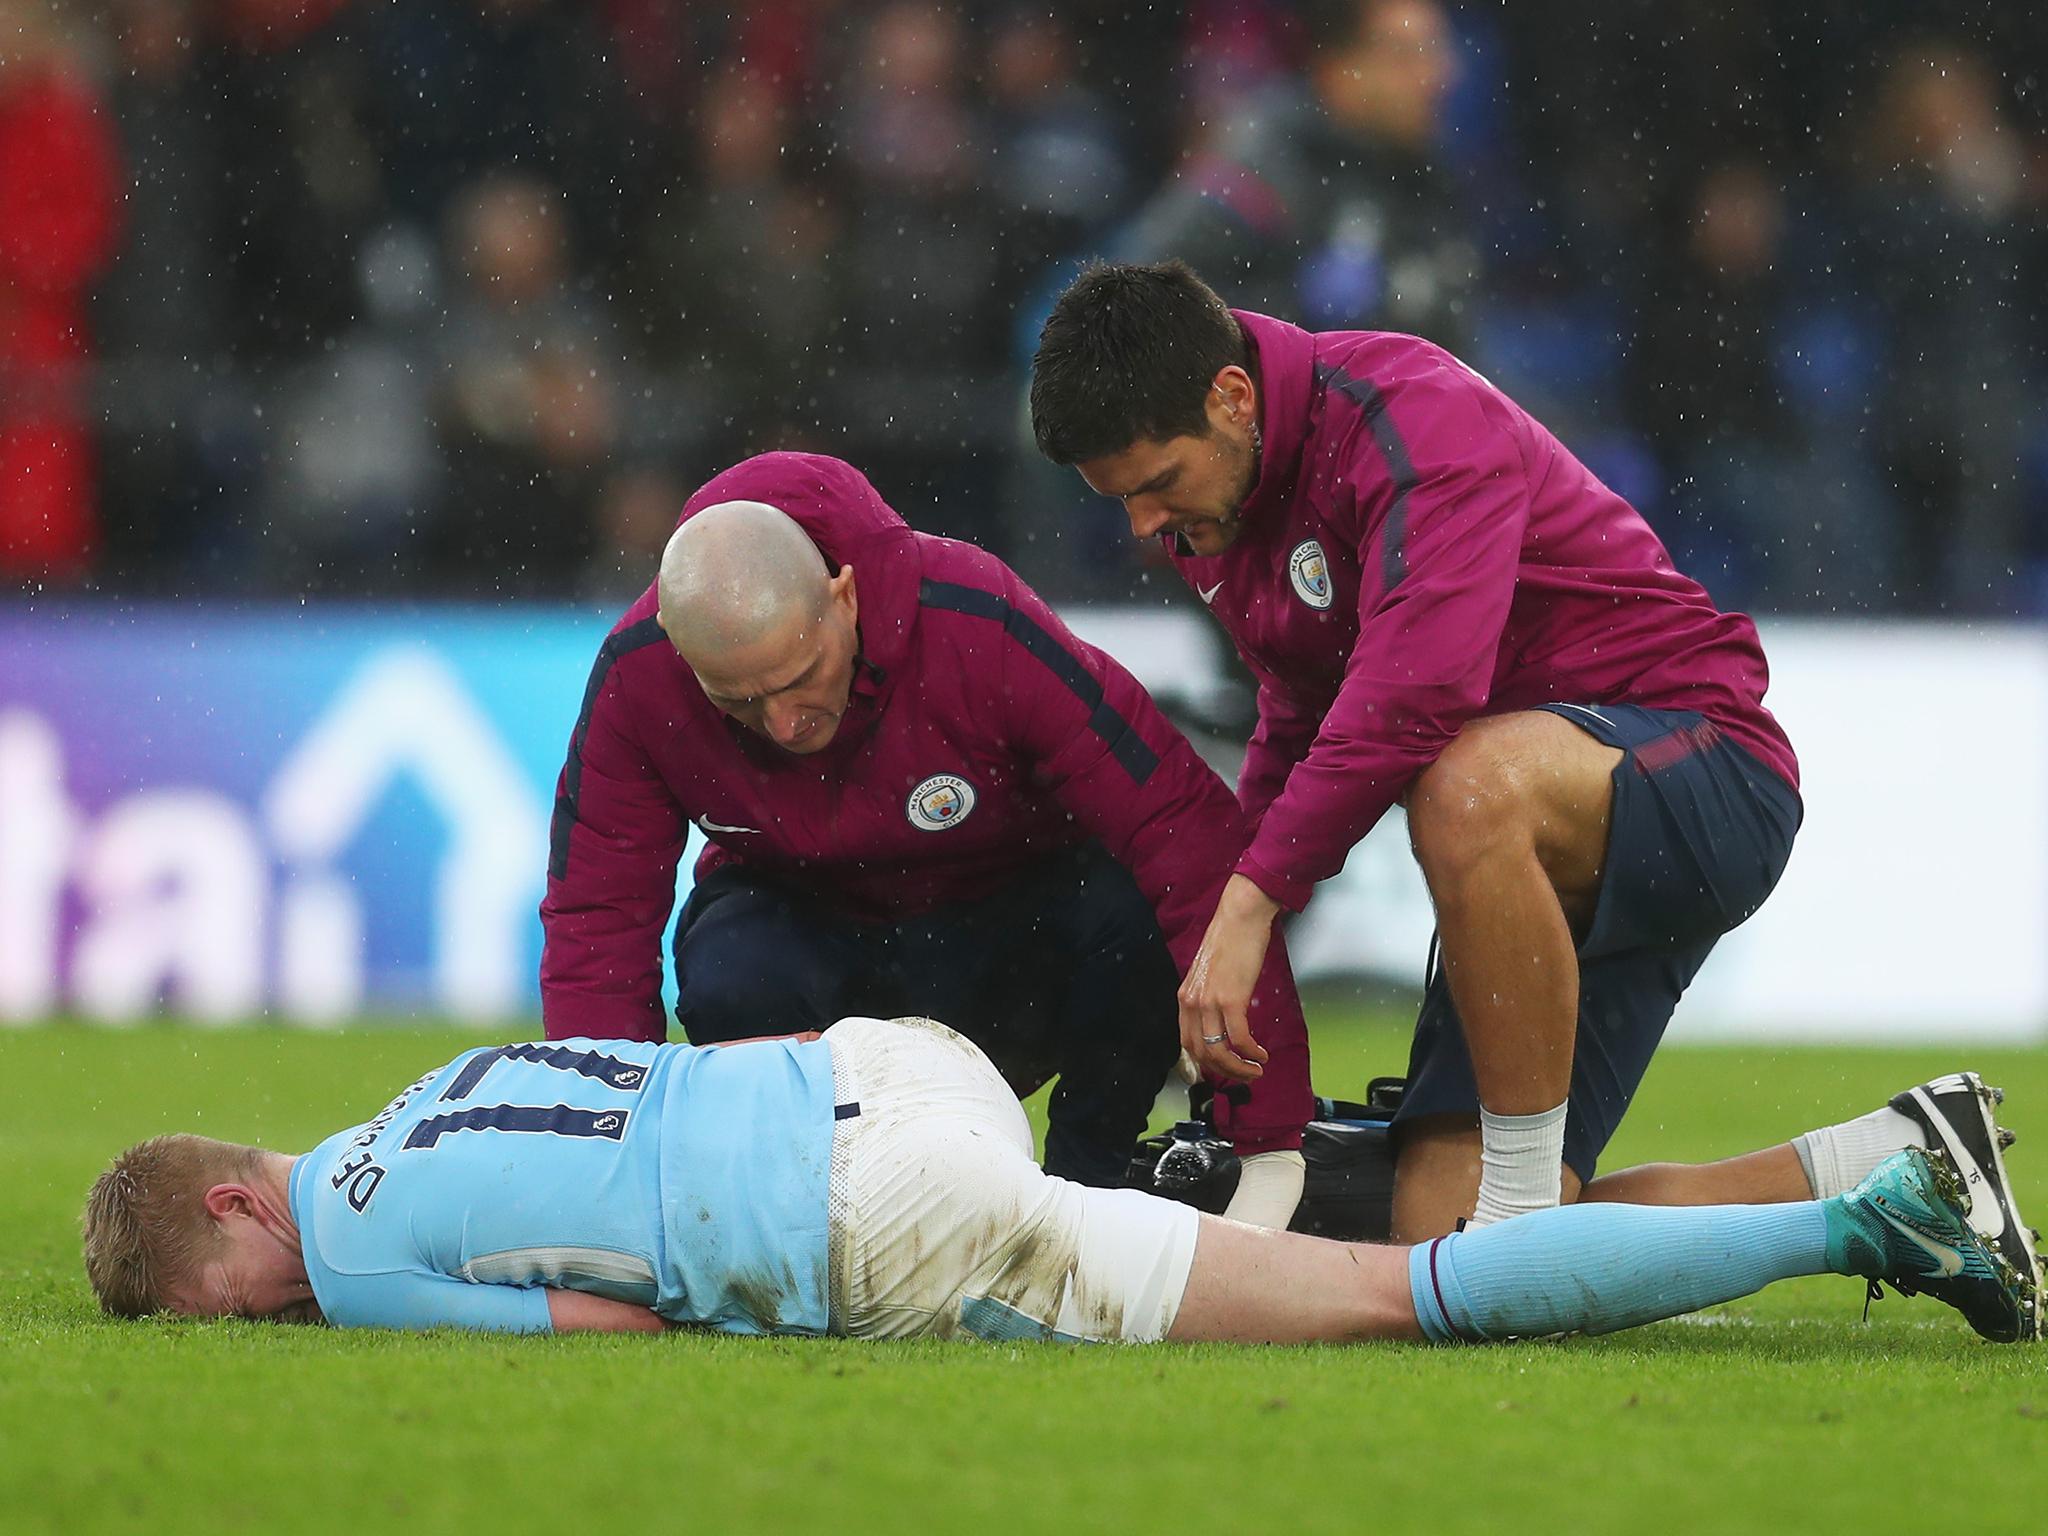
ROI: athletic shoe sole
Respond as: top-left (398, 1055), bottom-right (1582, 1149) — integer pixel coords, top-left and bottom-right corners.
top-left (1881, 1148), bottom-right (2039, 1343)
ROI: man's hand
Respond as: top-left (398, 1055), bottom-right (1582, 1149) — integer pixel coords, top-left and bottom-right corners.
top-left (1179, 875), bottom-right (1281, 1083)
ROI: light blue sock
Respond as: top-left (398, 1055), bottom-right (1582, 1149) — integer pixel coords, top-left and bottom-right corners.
top-left (1408, 1201), bottom-right (1834, 1342)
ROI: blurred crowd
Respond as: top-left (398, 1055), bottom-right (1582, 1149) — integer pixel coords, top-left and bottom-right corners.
top-left (0, 0), bottom-right (2043, 614)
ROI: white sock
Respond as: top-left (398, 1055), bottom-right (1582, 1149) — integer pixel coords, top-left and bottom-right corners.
top-left (1792, 1106), bottom-right (1926, 1198)
top-left (1223, 1149), bottom-right (1306, 1230)
top-left (1470, 1102), bottom-right (1568, 1227)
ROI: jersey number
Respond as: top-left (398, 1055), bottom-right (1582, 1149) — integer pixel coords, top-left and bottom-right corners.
top-left (401, 1044), bottom-right (649, 1150)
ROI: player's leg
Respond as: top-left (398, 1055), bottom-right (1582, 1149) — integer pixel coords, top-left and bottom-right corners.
top-left (1579, 1145), bottom-right (1810, 1205)
top-left (826, 1021), bottom-right (2033, 1344)
top-left (1390, 932), bottom-right (1811, 1238)
top-left (1583, 1071), bottom-right (2044, 1307)
top-left (825, 1013), bottom-right (1193, 1341)
top-left (1174, 1149), bottom-right (2033, 1345)
top-left (1392, 705), bottom-right (1801, 1238)
top-left (671, 867), bottom-right (884, 1041)
top-left (1035, 845), bottom-right (1184, 1185)
top-left (1399, 710), bottom-right (1621, 1227)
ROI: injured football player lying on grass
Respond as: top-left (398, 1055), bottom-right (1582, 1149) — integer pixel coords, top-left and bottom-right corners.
top-left (82, 1017), bottom-right (2040, 1345)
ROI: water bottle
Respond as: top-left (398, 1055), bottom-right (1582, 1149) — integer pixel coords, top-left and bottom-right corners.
top-left (1152, 1120), bottom-right (1229, 1201)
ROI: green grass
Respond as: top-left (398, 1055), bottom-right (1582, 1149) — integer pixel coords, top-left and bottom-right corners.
top-left (4, 1015), bottom-right (2046, 1535)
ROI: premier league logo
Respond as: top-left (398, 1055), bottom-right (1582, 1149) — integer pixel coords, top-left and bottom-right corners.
top-left (1288, 539), bottom-right (1334, 610)
top-left (907, 773), bottom-right (976, 832)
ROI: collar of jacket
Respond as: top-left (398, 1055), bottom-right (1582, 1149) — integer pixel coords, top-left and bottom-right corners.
top-left (1230, 309), bottom-right (1318, 534)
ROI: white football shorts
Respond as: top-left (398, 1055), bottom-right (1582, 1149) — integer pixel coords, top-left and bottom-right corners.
top-left (821, 1015), bottom-right (1198, 1343)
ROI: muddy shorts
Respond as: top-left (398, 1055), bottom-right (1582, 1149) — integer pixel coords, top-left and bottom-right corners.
top-left (821, 1016), bottom-right (1199, 1342)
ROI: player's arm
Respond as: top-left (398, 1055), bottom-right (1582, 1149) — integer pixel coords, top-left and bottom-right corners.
top-left (540, 638), bottom-right (688, 1042)
top-left (319, 1268), bottom-right (555, 1333)
top-left (320, 1268), bottom-right (671, 1335)
top-left (546, 1289), bottom-right (671, 1333)
top-left (1237, 672), bottom-right (1323, 831)
top-left (1236, 368), bottom-right (1532, 913)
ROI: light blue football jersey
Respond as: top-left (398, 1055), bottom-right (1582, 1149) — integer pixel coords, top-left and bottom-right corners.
top-left (288, 1037), bottom-right (837, 1334)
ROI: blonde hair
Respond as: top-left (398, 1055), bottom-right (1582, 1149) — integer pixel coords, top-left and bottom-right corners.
top-left (81, 1135), bottom-right (266, 1317)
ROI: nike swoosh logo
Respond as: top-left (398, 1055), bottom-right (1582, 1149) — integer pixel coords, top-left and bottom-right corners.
top-left (1197, 581), bottom-right (1224, 605)
top-left (697, 817), bottom-right (761, 836)
top-left (1875, 1198), bottom-right (1966, 1277)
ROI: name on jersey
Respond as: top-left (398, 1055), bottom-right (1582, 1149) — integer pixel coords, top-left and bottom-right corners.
top-left (328, 1067), bottom-right (437, 1214)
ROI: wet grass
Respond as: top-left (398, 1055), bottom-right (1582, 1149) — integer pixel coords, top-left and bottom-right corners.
top-left (4, 1018), bottom-right (2044, 1535)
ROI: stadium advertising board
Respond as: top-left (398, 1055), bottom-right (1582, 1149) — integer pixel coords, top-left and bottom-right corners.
top-left (3, 608), bottom-right (2043, 1040)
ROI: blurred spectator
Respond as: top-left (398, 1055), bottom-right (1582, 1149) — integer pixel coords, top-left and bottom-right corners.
top-left (94, 0), bottom-right (236, 590)
top-left (207, 0), bottom-right (380, 362)
top-left (985, 8), bottom-right (1131, 267)
top-left (577, 462), bottom-right (689, 606)
top-left (828, 1), bottom-right (1012, 548)
top-left (363, 0), bottom-right (643, 293)
top-left (427, 172), bottom-right (619, 596)
top-left (1629, 162), bottom-right (1900, 613)
top-left (1853, 35), bottom-right (2029, 614)
top-left (7, 0), bottom-right (2041, 616)
top-left (1119, 0), bottom-right (1478, 351)
top-left (633, 67), bottom-right (842, 469)
top-left (262, 222), bottom-right (445, 594)
top-left (0, 0), bottom-right (121, 587)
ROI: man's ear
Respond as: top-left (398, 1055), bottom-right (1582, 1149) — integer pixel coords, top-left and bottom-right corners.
top-left (1209, 365), bottom-right (1258, 429)
top-left (830, 564), bottom-right (858, 629)
top-left (202, 1182), bottom-right (258, 1223)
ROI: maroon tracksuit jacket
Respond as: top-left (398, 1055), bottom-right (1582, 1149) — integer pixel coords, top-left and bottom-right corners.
top-left (541, 452), bottom-right (1312, 1151)
top-left (1172, 312), bottom-right (1799, 912)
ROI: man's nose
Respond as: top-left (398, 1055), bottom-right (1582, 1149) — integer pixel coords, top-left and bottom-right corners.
top-left (1126, 499), bottom-right (1170, 539)
top-left (764, 696), bottom-right (807, 744)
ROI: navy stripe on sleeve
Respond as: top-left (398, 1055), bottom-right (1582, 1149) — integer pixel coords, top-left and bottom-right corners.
top-left (441, 1043), bottom-right (653, 1101)
top-left (1317, 363), bottom-right (1419, 593)
top-left (548, 616), bottom-right (670, 882)
top-left (918, 578), bottom-right (1160, 784)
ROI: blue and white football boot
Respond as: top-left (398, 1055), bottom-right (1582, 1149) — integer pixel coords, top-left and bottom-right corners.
top-left (1824, 1147), bottom-right (2039, 1344)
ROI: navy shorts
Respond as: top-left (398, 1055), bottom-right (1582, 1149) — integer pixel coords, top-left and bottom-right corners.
top-left (1393, 703), bottom-right (1802, 1181)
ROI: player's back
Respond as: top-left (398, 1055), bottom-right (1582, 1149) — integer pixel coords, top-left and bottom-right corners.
top-left (289, 1037), bottom-right (838, 1334)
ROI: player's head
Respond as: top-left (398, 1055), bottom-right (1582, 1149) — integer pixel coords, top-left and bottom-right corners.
top-left (1030, 260), bottom-right (1260, 556)
top-left (82, 1135), bottom-right (319, 1324)
top-left (657, 499), bottom-right (862, 754)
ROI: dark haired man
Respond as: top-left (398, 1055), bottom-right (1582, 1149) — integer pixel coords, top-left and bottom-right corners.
top-left (1028, 260), bottom-right (1837, 1243)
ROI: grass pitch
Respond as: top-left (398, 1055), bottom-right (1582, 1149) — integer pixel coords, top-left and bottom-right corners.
top-left (4, 1014), bottom-right (2045, 1535)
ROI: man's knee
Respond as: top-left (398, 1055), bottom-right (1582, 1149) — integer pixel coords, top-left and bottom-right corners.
top-left (676, 956), bottom-right (837, 1041)
top-left (1406, 713), bottom-right (1619, 897)
top-left (673, 888), bottom-right (867, 1042)
top-left (1063, 851), bottom-right (1176, 971)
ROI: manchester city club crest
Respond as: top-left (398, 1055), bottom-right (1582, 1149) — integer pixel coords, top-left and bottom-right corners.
top-left (1288, 539), bottom-right (1333, 610)
top-left (907, 773), bottom-right (976, 832)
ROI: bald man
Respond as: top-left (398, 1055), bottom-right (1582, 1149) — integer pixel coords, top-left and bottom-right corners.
top-left (540, 453), bottom-right (1316, 1216)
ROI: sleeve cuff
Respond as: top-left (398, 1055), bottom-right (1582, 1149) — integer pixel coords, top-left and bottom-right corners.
top-left (1232, 851), bottom-right (1314, 914)
top-left (1222, 1123), bottom-right (1307, 1156)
